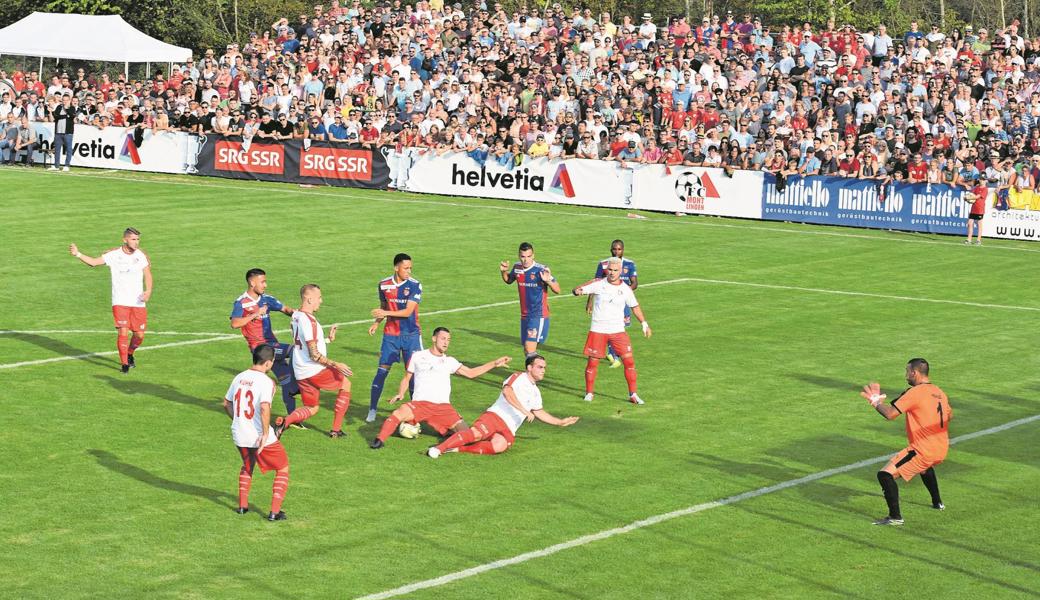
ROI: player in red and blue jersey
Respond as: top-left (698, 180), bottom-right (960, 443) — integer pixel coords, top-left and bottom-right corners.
top-left (500, 242), bottom-right (561, 358)
top-left (230, 269), bottom-right (300, 415)
top-left (367, 253), bottom-right (424, 422)
top-left (588, 239), bottom-right (638, 368)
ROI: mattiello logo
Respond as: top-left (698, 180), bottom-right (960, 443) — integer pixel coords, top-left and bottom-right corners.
top-left (451, 164), bottom-right (545, 191)
top-left (550, 163), bottom-right (575, 198)
top-left (674, 170), bottom-right (720, 211)
top-left (120, 133), bottom-right (141, 165)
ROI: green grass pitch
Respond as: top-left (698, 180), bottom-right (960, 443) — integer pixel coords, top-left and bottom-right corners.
top-left (1, 168), bottom-right (1038, 599)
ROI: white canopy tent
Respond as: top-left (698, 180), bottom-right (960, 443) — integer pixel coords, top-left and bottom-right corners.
top-left (0, 12), bottom-right (191, 77)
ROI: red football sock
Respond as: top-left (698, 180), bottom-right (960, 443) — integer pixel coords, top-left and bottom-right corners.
top-left (237, 465), bottom-right (252, 509)
top-left (283, 407), bottom-right (313, 426)
top-left (377, 414), bottom-right (402, 442)
top-left (128, 332), bottom-right (144, 354)
top-left (459, 440), bottom-right (498, 455)
top-left (117, 330), bottom-right (129, 365)
top-left (584, 358), bottom-right (600, 393)
top-left (331, 391), bottom-right (351, 431)
top-left (271, 471), bottom-right (289, 513)
top-left (436, 428), bottom-right (478, 452)
top-left (622, 355), bottom-right (637, 394)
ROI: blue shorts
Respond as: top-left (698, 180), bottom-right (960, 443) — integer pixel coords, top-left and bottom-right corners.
top-left (271, 342), bottom-right (292, 362)
top-left (520, 316), bottom-right (550, 344)
top-left (379, 333), bottom-right (423, 366)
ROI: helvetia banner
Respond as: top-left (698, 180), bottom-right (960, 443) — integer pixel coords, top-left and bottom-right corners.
top-left (30, 123), bottom-right (196, 174)
top-left (192, 136), bottom-right (389, 189)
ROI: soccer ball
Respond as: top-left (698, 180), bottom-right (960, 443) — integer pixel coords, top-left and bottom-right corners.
top-left (398, 421), bottom-right (421, 439)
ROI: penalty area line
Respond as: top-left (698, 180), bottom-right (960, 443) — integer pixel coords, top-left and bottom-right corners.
top-left (354, 413), bottom-right (1040, 600)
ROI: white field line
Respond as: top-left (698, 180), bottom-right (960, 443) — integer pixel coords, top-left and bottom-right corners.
top-left (0, 329), bottom-right (231, 336)
top-left (1, 276), bottom-right (1036, 370)
top-left (15, 169), bottom-right (1040, 255)
top-left (355, 413), bottom-right (1040, 600)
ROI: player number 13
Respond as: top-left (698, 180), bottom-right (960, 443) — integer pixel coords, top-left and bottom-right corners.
top-left (235, 389), bottom-right (255, 419)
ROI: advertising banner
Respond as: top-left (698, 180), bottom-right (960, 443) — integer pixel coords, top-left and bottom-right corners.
top-left (982, 204), bottom-right (1040, 241)
top-left (760, 174), bottom-right (971, 235)
top-left (403, 151), bottom-right (629, 207)
top-left (630, 165), bottom-right (763, 218)
top-left (30, 123), bottom-right (195, 174)
top-left (192, 136), bottom-right (389, 189)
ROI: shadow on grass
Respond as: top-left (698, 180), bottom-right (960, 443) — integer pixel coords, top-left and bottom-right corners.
top-left (456, 327), bottom-right (585, 359)
top-left (7, 332), bottom-right (118, 370)
top-left (789, 373), bottom-right (859, 393)
top-left (95, 374), bottom-right (223, 414)
top-left (87, 449), bottom-right (262, 514)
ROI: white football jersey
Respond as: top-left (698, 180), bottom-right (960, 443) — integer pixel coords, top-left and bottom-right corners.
top-left (488, 372), bottom-right (543, 434)
top-left (291, 310), bottom-right (327, 380)
top-left (102, 247), bottom-right (150, 307)
top-left (226, 368), bottom-right (276, 448)
top-left (579, 278), bottom-right (639, 333)
top-left (407, 349), bottom-right (462, 404)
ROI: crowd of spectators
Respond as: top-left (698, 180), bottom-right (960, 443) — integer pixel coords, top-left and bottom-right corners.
top-left (2, 0), bottom-right (1040, 193)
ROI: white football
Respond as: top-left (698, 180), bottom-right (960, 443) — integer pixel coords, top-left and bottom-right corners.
top-left (398, 421), bottom-right (421, 439)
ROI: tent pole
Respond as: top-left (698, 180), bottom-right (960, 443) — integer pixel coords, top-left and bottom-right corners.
top-left (38, 56), bottom-right (43, 79)
top-left (146, 61), bottom-right (150, 78)
top-left (124, 62), bottom-right (128, 78)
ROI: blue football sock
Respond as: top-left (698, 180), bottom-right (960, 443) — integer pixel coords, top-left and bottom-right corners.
top-left (272, 360), bottom-right (297, 413)
top-left (370, 366), bottom-right (390, 411)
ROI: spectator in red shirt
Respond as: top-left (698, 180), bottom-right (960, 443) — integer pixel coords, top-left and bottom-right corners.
top-left (907, 153), bottom-right (929, 182)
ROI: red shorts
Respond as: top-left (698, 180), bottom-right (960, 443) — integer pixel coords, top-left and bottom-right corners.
top-left (472, 411), bottom-right (515, 447)
top-left (238, 441), bottom-right (288, 474)
top-left (583, 331), bottom-right (632, 359)
top-left (884, 446), bottom-right (944, 482)
top-left (297, 367), bottom-right (344, 407)
top-left (405, 401), bottom-right (463, 435)
top-left (112, 305), bottom-right (147, 332)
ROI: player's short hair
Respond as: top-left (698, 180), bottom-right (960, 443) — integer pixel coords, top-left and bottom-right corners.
top-left (252, 343), bottom-right (276, 364)
top-left (611, 239), bottom-right (625, 248)
top-left (605, 257), bottom-right (623, 267)
top-left (907, 358), bottom-right (929, 376)
top-left (123, 227), bottom-right (140, 237)
top-left (432, 326), bottom-right (450, 337)
top-left (525, 353), bottom-right (545, 368)
top-left (300, 283), bottom-right (320, 297)
top-left (245, 268), bottom-right (266, 283)
top-left (393, 252), bottom-right (412, 266)
top-left (518, 242), bottom-right (534, 253)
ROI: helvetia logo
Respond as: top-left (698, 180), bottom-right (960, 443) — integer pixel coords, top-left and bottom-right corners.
top-left (550, 163), bottom-right (576, 198)
top-left (451, 164), bottom-right (545, 192)
top-left (674, 170), bottom-right (719, 211)
top-left (120, 133), bottom-right (142, 165)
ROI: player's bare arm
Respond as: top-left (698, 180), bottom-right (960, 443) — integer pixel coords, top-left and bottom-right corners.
top-left (68, 243), bottom-right (106, 267)
top-left (632, 306), bottom-right (652, 338)
top-left (306, 340), bottom-right (352, 376)
top-left (222, 398), bottom-right (234, 419)
top-left (390, 371), bottom-right (413, 403)
top-left (456, 356), bottom-right (512, 379)
top-left (861, 382), bottom-right (899, 420)
top-left (327, 324), bottom-right (338, 342)
top-left (230, 310), bottom-right (264, 329)
top-left (628, 276), bottom-right (638, 290)
top-left (367, 319), bottom-right (382, 335)
top-left (541, 268), bottom-right (561, 294)
top-left (371, 300), bottom-right (418, 319)
top-left (139, 266), bottom-right (153, 303)
top-left (502, 384), bottom-right (535, 422)
top-left (533, 409), bottom-right (580, 427)
top-left (571, 279), bottom-right (599, 295)
top-left (499, 260), bottom-right (513, 283)
top-left (257, 401), bottom-right (271, 452)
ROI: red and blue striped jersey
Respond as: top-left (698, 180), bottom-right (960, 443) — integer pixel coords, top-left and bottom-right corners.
top-left (378, 276), bottom-right (422, 336)
top-left (505, 262), bottom-right (555, 317)
top-left (230, 292), bottom-right (285, 349)
top-left (594, 257), bottom-right (638, 285)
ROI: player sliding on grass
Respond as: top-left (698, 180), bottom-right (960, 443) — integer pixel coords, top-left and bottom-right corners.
top-left (70, 227), bottom-right (152, 374)
top-left (572, 257), bottom-right (651, 405)
top-left (862, 358), bottom-right (952, 526)
top-left (370, 327), bottom-right (511, 449)
top-left (224, 344), bottom-right (291, 521)
top-left (276, 284), bottom-right (354, 438)
top-left (426, 355), bottom-right (578, 458)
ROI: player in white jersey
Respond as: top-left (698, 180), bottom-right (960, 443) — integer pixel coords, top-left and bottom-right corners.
top-left (276, 284), bottom-right (354, 438)
top-left (70, 227), bottom-right (153, 373)
top-left (427, 355), bottom-right (579, 457)
top-left (369, 327), bottom-right (511, 449)
top-left (223, 344), bottom-right (291, 521)
top-left (572, 257), bottom-right (652, 405)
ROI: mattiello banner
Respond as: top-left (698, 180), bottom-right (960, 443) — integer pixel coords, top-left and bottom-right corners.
top-left (403, 152), bottom-right (630, 207)
top-left (30, 123), bottom-right (196, 174)
top-left (630, 165), bottom-right (764, 217)
top-left (192, 136), bottom-right (390, 189)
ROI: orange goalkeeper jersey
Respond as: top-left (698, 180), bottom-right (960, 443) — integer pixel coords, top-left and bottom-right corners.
top-left (891, 383), bottom-right (952, 461)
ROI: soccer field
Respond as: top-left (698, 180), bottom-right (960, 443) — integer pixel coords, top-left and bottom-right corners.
top-left (2, 168), bottom-right (1038, 599)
